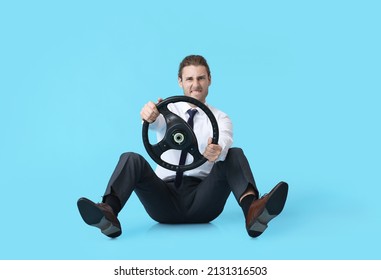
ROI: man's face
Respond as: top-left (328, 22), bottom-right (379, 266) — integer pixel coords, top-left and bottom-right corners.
top-left (178, 65), bottom-right (211, 104)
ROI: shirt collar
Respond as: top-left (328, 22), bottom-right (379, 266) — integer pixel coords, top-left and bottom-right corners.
top-left (178, 101), bottom-right (207, 117)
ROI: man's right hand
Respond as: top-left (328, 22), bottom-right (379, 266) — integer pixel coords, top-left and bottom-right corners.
top-left (140, 98), bottom-right (163, 123)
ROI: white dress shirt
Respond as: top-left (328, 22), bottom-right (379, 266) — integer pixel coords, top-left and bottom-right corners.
top-left (149, 101), bottom-right (233, 180)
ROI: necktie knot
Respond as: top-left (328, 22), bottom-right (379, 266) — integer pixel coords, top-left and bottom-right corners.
top-left (187, 108), bottom-right (198, 118)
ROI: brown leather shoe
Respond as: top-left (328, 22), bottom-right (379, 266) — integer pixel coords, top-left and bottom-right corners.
top-left (246, 181), bottom-right (288, 237)
top-left (77, 197), bottom-right (122, 238)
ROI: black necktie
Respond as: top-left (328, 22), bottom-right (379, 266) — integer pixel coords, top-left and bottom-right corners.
top-left (174, 109), bottom-right (198, 187)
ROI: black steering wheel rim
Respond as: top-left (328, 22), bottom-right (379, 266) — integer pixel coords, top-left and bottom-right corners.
top-left (142, 95), bottom-right (219, 171)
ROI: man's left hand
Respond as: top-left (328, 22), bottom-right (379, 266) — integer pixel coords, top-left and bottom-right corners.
top-left (203, 137), bottom-right (222, 162)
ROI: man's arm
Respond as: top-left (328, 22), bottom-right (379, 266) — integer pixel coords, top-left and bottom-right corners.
top-left (203, 112), bottom-right (233, 162)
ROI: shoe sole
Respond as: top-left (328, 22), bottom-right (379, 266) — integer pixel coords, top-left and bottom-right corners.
top-left (77, 198), bottom-right (121, 238)
top-left (249, 181), bottom-right (288, 237)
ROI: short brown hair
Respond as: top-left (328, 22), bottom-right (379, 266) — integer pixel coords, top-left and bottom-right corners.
top-left (178, 55), bottom-right (211, 80)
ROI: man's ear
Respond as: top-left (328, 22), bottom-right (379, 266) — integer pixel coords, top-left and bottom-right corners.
top-left (178, 77), bottom-right (183, 88)
top-left (208, 75), bottom-right (212, 86)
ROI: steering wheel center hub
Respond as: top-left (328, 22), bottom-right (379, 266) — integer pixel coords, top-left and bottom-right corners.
top-left (173, 131), bottom-right (185, 145)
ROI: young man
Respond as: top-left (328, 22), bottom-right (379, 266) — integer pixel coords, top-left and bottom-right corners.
top-left (77, 55), bottom-right (288, 238)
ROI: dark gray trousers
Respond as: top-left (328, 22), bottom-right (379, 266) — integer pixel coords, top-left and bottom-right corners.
top-left (103, 148), bottom-right (258, 223)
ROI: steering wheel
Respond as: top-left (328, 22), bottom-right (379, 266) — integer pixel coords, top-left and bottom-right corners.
top-left (142, 95), bottom-right (219, 171)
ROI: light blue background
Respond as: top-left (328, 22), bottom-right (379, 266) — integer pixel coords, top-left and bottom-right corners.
top-left (0, 0), bottom-right (380, 260)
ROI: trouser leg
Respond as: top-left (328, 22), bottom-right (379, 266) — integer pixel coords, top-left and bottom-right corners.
top-left (218, 147), bottom-right (259, 201)
top-left (185, 147), bottom-right (259, 222)
top-left (102, 152), bottom-right (182, 223)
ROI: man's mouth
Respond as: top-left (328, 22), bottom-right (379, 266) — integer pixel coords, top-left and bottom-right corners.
top-left (191, 89), bottom-right (202, 93)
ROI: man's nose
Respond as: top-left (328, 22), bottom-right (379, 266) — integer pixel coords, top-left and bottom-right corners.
top-left (192, 80), bottom-right (200, 88)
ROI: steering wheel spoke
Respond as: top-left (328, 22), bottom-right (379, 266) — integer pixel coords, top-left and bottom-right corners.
top-left (151, 139), bottom-right (171, 156)
top-left (186, 143), bottom-right (200, 156)
top-left (162, 110), bottom-right (189, 131)
top-left (188, 149), bottom-right (204, 162)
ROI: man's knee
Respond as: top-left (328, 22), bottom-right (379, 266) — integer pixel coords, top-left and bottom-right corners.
top-left (119, 152), bottom-right (146, 164)
top-left (223, 147), bottom-right (250, 170)
top-left (226, 147), bottom-right (244, 159)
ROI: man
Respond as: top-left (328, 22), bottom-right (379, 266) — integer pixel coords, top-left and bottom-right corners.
top-left (77, 55), bottom-right (288, 238)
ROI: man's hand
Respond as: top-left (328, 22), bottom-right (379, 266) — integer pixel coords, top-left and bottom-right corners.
top-left (140, 98), bottom-right (163, 123)
top-left (203, 137), bottom-right (222, 162)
